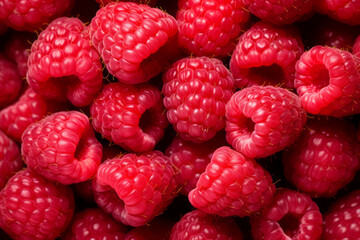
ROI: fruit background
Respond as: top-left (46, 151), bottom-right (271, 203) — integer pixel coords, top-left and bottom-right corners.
top-left (0, 0), bottom-right (359, 239)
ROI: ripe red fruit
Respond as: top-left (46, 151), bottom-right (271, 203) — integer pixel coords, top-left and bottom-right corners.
top-left (315, 0), bottom-right (360, 25)
top-left (96, 0), bottom-right (158, 7)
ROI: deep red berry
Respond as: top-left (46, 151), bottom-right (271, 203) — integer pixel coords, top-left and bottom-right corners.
top-left (21, 111), bottom-right (103, 185)
top-left (176, 0), bottom-right (250, 58)
top-left (125, 216), bottom-right (174, 240)
top-left (354, 35), bottom-right (360, 57)
top-left (91, 82), bottom-right (168, 153)
top-left (189, 146), bottom-right (275, 217)
top-left (96, 0), bottom-right (158, 7)
top-left (27, 17), bottom-right (103, 107)
top-left (170, 209), bottom-right (243, 240)
top-left (323, 190), bottom-right (360, 240)
top-left (0, 130), bottom-right (23, 190)
top-left (89, 2), bottom-right (178, 84)
top-left (226, 85), bottom-right (307, 159)
top-left (295, 45), bottom-right (360, 117)
top-left (62, 208), bottom-right (128, 240)
top-left (251, 189), bottom-right (323, 240)
top-left (92, 151), bottom-right (178, 227)
top-left (230, 21), bottom-right (304, 89)
top-left (163, 56), bottom-right (235, 142)
top-left (315, 0), bottom-right (360, 25)
top-left (0, 169), bottom-right (75, 240)
top-left (282, 117), bottom-right (360, 198)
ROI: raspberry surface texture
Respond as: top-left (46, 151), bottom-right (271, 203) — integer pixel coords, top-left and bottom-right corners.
top-left (21, 111), bottom-right (103, 185)
top-left (27, 17), bottom-right (103, 107)
top-left (283, 117), bottom-right (360, 198)
top-left (0, 169), bottom-right (75, 240)
top-left (315, 0), bottom-right (360, 25)
top-left (251, 188), bottom-right (323, 240)
top-left (96, 0), bottom-right (158, 7)
top-left (295, 45), bottom-right (360, 117)
top-left (226, 85), bottom-right (307, 159)
top-left (92, 151), bottom-right (178, 227)
top-left (163, 56), bottom-right (235, 142)
top-left (89, 2), bottom-right (178, 84)
top-left (230, 21), bottom-right (304, 89)
top-left (91, 82), bottom-right (168, 153)
top-left (189, 146), bottom-right (275, 217)
top-left (170, 209), bottom-right (243, 240)
top-left (176, 0), bottom-right (250, 58)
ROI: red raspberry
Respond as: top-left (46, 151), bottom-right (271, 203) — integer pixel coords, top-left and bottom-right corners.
top-left (176, 0), bottom-right (250, 58)
top-left (96, 0), bottom-right (158, 7)
top-left (0, 130), bottom-right (23, 190)
top-left (170, 209), bottom-right (243, 240)
top-left (295, 45), bottom-right (360, 117)
top-left (242, 0), bottom-right (314, 25)
top-left (0, 55), bottom-right (23, 109)
top-left (27, 17), bottom-right (103, 107)
top-left (163, 56), bottom-right (235, 142)
top-left (0, 0), bottom-right (74, 32)
top-left (226, 85), bottom-right (307, 159)
top-left (0, 168), bottom-right (75, 240)
top-left (282, 117), bottom-right (360, 198)
top-left (91, 82), bottom-right (168, 153)
top-left (189, 146), bottom-right (275, 217)
top-left (251, 189), bottom-right (323, 240)
top-left (315, 0), bottom-right (360, 25)
top-left (21, 111), bottom-right (103, 185)
top-left (165, 132), bottom-right (227, 195)
top-left (92, 151), bottom-right (178, 226)
top-left (354, 35), bottom-right (360, 57)
top-left (62, 208), bottom-right (128, 240)
top-left (89, 2), bottom-right (178, 84)
top-left (323, 190), bottom-right (360, 240)
top-left (125, 216), bottom-right (174, 240)
top-left (230, 21), bottom-right (304, 89)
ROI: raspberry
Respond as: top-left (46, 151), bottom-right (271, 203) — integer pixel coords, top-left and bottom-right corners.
top-left (242, 0), bottom-right (314, 25)
top-left (0, 0), bottom-right (74, 32)
top-left (92, 151), bottom-right (178, 226)
top-left (354, 35), bottom-right (360, 57)
top-left (165, 132), bottom-right (227, 195)
top-left (0, 55), bottom-right (23, 109)
top-left (295, 45), bottom-right (360, 117)
top-left (0, 130), bottom-right (23, 190)
top-left (125, 216), bottom-right (174, 240)
top-left (176, 0), bottom-right (250, 58)
top-left (282, 117), bottom-right (360, 198)
top-left (91, 82), bottom-right (168, 153)
top-left (251, 189), bottom-right (323, 240)
top-left (62, 208), bottom-right (128, 240)
top-left (323, 190), bottom-right (360, 240)
top-left (230, 21), bottom-right (304, 89)
top-left (170, 209), bottom-right (243, 240)
top-left (315, 0), bottom-right (360, 25)
top-left (96, 0), bottom-right (158, 7)
top-left (27, 17), bottom-right (103, 107)
top-left (0, 168), bottom-right (75, 240)
top-left (189, 146), bottom-right (275, 217)
top-left (163, 56), bottom-right (235, 142)
top-left (21, 111), bottom-right (103, 185)
top-left (225, 85), bottom-right (307, 159)
top-left (89, 2), bottom-right (178, 84)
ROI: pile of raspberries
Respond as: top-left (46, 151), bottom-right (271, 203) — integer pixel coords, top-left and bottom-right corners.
top-left (0, 0), bottom-right (360, 239)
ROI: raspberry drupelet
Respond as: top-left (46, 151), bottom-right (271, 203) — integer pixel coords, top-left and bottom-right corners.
top-left (315, 0), bottom-right (360, 25)
top-left (96, 0), bottom-right (158, 7)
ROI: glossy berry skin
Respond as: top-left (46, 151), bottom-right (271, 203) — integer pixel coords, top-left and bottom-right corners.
top-left (226, 85), bottom-right (307, 159)
top-left (62, 208), bottom-right (128, 240)
top-left (230, 21), bottom-right (304, 89)
top-left (295, 46), bottom-right (360, 117)
top-left (0, 169), bottom-right (75, 240)
top-left (27, 17), bottom-right (103, 107)
top-left (315, 0), bottom-right (360, 25)
top-left (163, 57), bottom-right (235, 143)
top-left (0, 130), bottom-right (23, 190)
top-left (176, 0), bottom-right (250, 58)
top-left (323, 190), bottom-right (360, 240)
top-left (91, 82), bottom-right (168, 153)
top-left (96, 0), bottom-right (158, 7)
top-left (92, 151), bottom-right (178, 227)
top-left (170, 209), bottom-right (243, 240)
top-left (21, 111), bottom-right (103, 185)
top-left (251, 189), bottom-right (323, 240)
top-left (0, 0), bottom-right (74, 32)
top-left (124, 217), bottom-right (174, 240)
top-left (282, 117), bottom-right (360, 198)
top-left (189, 146), bottom-right (275, 217)
top-left (89, 2), bottom-right (178, 84)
